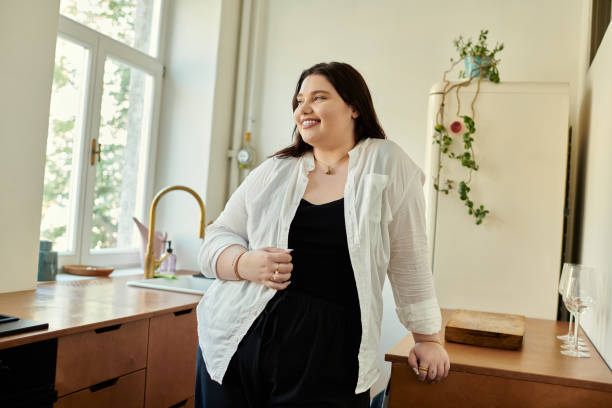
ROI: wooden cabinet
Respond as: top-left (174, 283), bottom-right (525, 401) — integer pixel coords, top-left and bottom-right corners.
top-left (388, 363), bottom-right (612, 407)
top-left (54, 308), bottom-right (197, 408)
top-left (0, 274), bottom-right (201, 408)
top-left (145, 308), bottom-right (198, 408)
top-left (385, 310), bottom-right (612, 407)
top-left (56, 320), bottom-right (148, 396)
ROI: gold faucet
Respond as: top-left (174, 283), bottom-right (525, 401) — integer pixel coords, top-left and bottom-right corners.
top-left (144, 185), bottom-right (206, 279)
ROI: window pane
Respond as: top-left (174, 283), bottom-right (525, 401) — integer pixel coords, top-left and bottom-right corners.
top-left (91, 57), bottom-right (152, 250)
top-left (40, 37), bottom-right (89, 253)
top-left (59, 0), bottom-right (161, 56)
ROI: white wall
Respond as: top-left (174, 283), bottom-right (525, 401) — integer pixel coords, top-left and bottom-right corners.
top-left (575, 20), bottom-right (612, 368)
top-left (154, 0), bottom-right (241, 270)
top-left (252, 0), bottom-right (582, 167)
top-left (0, 0), bottom-right (59, 293)
top-left (247, 0), bottom-right (583, 396)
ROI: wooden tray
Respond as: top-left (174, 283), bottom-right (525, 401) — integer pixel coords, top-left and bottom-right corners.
top-left (63, 265), bottom-right (114, 277)
top-left (445, 309), bottom-right (525, 350)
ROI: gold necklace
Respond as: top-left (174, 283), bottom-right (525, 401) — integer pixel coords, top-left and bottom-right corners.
top-left (315, 154), bottom-right (347, 175)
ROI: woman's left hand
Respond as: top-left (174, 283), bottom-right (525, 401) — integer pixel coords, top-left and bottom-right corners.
top-left (408, 342), bottom-right (450, 383)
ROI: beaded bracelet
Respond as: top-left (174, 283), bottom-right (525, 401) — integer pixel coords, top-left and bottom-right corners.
top-left (232, 251), bottom-right (247, 281)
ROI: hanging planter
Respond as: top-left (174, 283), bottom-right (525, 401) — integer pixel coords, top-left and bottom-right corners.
top-left (432, 29), bottom-right (504, 225)
top-left (455, 30), bottom-right (503, 83)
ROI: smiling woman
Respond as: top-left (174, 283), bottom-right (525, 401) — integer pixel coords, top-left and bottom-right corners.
top-left (195, 62), bottom-right (449, 407)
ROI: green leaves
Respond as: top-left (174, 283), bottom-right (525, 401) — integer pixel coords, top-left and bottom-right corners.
top-left (432, 29), bottom-right (500, 225)
top-left (474, 205), bottom-right (490, 225)
top-left (433, 180), bottom-right (454, 195)
top-left (462, 115), bottom-right (475, 133)
top-left (53, 56), bottom-right (76, 90)
top-left (458, 181), bottom-right (470, 200)
top-left (457, 181), bottom-right (489, 224)
top-left (487, 67), bottom-right (501, 83)
top-left (434, 116), bottom-right (489, 225)
top-left (460, 152), bottom-right (477, 170)
top-left (435, 120), bottom-right (478, 170)
top-left (433, 124), bottom-right (454, 154)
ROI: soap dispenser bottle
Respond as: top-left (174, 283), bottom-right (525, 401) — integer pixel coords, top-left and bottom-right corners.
top-left (160, 240), bottom-right (177, 274)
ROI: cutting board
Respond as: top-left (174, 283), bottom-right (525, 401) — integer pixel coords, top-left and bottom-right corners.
top-left (445, 309), bottom-right (525, 350)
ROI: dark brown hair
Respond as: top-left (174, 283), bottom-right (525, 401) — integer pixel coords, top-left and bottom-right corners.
top-left (271, 62), bottom-right (386, 158)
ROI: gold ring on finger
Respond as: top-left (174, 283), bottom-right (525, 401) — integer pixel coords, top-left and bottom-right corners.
top-left (418, 366), bottom-right (429, 372)
top-left (273, 265), bottom-right (279, 281)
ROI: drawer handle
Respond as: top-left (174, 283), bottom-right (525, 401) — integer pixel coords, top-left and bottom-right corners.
top-left (174, 309), bottom-right (192, 317)
top-left (169, 399), bottom-right (188, 408)
top-left (89, 377), bottom-right (118, 392)
top-left (94, 324), bottom-right (122, 334)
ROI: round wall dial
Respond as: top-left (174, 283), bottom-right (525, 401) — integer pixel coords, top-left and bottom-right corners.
top-left (237, 148), bottom-right (252, 165)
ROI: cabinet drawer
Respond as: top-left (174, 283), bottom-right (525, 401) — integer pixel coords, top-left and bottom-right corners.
top-left (145, 308), bottom-right (197, 408)
top-left (56, 319), bottom-right (148, 396)
top-left (55, 369), bottom-right (145, 408)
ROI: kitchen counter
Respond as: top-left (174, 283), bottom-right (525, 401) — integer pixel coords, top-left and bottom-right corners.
top-left (385, 309), bottom-right (612, 407)
top-left (0, 270), bottom-right (202, 350)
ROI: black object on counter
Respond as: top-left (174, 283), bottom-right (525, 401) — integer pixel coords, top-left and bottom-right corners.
top-left (0, 314), bottom-right (49, 338)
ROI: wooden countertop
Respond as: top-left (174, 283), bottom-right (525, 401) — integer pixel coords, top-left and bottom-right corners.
top-left (0, 271), bottom-right (202, 350)
top-left (385, 309), bottom-right (612, 393)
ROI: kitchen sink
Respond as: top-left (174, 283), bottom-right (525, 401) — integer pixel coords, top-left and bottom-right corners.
top-left (127, 274), bottom-right (215, 295)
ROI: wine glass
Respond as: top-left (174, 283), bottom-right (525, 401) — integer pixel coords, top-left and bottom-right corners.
top-left (557, 263), bottom-right (587, 347)
top-left (557, 263), bottom-right (572, 341)
top-left (560, 264), bottom-right (595, 358)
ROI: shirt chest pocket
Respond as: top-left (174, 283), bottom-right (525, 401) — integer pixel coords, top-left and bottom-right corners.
top-left (361, 173), bottom-right (389, 223)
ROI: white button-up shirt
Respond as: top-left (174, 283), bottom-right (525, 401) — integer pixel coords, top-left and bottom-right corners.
top-left (197, 138), bottom-right (441, 394)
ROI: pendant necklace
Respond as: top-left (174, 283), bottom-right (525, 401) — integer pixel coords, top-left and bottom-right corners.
top-left (315, 154), bottom-right (348, 175)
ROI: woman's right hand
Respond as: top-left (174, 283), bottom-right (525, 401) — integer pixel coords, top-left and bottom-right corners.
top-left (237, 247), bottom-right (293, 290)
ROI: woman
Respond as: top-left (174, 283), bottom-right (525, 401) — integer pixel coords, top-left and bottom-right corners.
top-left (195, 62), bottom-right (449, 407)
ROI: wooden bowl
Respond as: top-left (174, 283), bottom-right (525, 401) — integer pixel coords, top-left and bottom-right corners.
top-left (63, 265), bottom-right (114, 277)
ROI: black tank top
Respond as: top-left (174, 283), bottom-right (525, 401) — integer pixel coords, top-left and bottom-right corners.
top-left (286, 198), bottom-right (360, 311)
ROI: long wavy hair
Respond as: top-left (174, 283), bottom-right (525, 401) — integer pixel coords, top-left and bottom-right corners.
top-left (271, 62), bottom-right (386, 158)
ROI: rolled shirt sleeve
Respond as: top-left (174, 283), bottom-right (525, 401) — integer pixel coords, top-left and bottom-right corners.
top-left (386, 162), bottom-right (442, 335)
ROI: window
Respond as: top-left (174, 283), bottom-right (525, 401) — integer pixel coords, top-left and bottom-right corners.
top-left (40, 0), bottom-right (164, 268)
top-left (59, 0), bottom-right (162, 56)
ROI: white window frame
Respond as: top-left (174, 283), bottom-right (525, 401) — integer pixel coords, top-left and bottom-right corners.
top-left (54, 8), bottom-right (165, 269)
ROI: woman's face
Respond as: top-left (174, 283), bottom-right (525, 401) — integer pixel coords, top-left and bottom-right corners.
top-left (293, 74), bottom-right (358, 149)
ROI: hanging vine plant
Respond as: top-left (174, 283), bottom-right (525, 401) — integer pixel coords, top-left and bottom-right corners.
top-left (432, 29), bottom-right (504, 225)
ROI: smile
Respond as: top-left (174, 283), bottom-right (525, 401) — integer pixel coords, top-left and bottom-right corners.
top-left (302, 119), bottom-right (320, 129)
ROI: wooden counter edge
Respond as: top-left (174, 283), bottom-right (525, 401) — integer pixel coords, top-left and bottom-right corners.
top-left (0, 271), bottom-right (202, 350)
top-left (0, 302), bottom-right (199, 350)
top-left (387, 354), bottom-right (612, 393)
